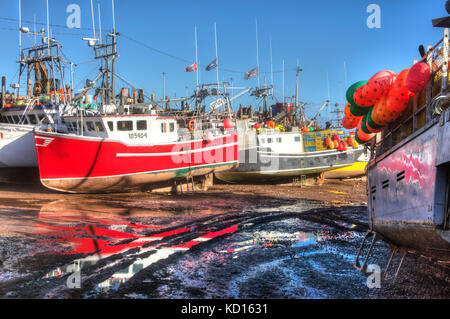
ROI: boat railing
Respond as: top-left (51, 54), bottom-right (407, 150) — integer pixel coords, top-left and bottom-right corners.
top-left (370, 28), bottom-right (450, 160)
top-left (17, 97), bottom-right (40, 125)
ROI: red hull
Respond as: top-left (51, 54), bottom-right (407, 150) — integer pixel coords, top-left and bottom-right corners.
top-left (34, 132), bottom-right (239, 193)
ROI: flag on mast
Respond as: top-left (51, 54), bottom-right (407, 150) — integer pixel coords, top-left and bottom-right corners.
top-left (244, 67), bottom-right (259, 80)
top-left (185, 62), bottom-right (198, 72)
top-left (205, 58), bottom-right (218, 71)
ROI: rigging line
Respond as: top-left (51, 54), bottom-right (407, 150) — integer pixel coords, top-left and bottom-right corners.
top-left (114, 72), bottom-right (154, 101)
top-left (0, 16), bottom-right (95, 32)
top-left (120, 33), bottom-right (298, 75)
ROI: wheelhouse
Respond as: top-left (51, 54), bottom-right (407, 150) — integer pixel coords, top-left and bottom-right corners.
top-left (61, 114), bottom-right (179, 145)
top-left (0, 104), bottom-right (59, 127)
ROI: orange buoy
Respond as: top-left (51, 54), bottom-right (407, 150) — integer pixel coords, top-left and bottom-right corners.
top-left (325, 137), bottom-right (333, 149)
top-left (347, 136), bottom-right (354, 146)
top-left (188, 118), bottom-right (197, 131)
top-left (354, 84), bottom-right (376, 107)
top-left (342, 115), bottom-right (359, 129)
top-left (356, 119), bottom-right (375, 142)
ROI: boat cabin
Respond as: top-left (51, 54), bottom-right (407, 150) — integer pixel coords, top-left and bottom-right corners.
top-left (0, 104), bottom-right (59, 127)
top-left (61, 114), bottom-right (180, 145)
top-left (257, 131), bottom-right (304, 153)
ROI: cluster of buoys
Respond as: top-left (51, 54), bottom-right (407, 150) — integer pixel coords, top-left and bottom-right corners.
top-left (342, 61), bottom-right (431, 144)
top-left (324, 133), bottom-right (358, 151)
top-left (253, 121), bottom-right (285, 132)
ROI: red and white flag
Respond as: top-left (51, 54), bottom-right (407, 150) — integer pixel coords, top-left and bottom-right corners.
top-left (185, 62), bottom-right (198, 72)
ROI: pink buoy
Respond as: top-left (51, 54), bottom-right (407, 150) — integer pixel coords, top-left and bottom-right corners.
top-left (223, 118), bottom-right (234, 130)
top-left (406, 62), bottom-right (431, 94)
top-left (367, 70), bottom-right (396, 96)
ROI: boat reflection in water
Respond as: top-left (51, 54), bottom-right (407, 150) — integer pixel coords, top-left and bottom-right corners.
top-left (37, 198), bottom-right (238, 293)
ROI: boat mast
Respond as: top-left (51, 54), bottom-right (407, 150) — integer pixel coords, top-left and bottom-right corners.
top-left (214, 22), bottom-right (219, 91)
top-left (295, 64), bottom-right (304, 127)
top-left (111, 0), bottom-right (117, 104)
top-left (255, 19), bottom-right (260, 88)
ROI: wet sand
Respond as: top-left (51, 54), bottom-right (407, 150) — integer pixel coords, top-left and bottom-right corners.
top-left (0, 178), bottom-right (448, 299)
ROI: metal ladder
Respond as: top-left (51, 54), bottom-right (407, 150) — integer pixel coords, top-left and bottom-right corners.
top-left (354, 230), bottom-right (408, 281)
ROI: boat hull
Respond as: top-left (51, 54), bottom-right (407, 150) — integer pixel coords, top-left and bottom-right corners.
top-left (34, 131), bottom-right (239, 193)
top-left (367, 110), bottom-right (450, 260)
top-left (0, 124), bottom-right (37, 168)
top-left (215, 146), bottom-right (365, 183)
top-left (324, 161), bottom-right (367, 179)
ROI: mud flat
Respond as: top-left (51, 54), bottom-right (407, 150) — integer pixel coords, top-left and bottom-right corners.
top-left (0, 178), bottom-right (448, 299)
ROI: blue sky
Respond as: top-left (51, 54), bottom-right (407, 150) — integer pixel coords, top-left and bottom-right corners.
top-left (0, 0), bottom-right (446, 124)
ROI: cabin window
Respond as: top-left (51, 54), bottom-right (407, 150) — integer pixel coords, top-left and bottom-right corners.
top-left (86, 121), bottom-right (95, 131)
top-left (276, 137), bottom-right (282, 143)
top-left (161, 123), bottom-right (167, 133)
top-left (260, 138), bottom-right (265, 144)
top-left (13, 115), bottom-right (20, 124)
top-left (294, 136), bottom-right (301, 142)
top-left (169, 122), bottom-right (175, 132)
top-left (28, 115), bottom-right (38, 125)
top-left (137, 120), bottom-right (147, 130)
top-left (107, 121), bottom-right (114, 131)
top-left (117, 121), bottom-right (133, 131)
top-left (95, 122), bottom-right (105, 132)
top-left (267, 138), bottom-right (273, 143)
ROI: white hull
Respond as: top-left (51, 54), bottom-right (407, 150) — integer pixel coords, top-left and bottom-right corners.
top-left (0, 124), bottom-right (37, 167)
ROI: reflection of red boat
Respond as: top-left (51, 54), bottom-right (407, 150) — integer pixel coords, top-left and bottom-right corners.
top-left (34, 115), bottom-right (238, 193)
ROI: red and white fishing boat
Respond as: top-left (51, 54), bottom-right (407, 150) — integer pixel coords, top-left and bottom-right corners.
top-left (34, 112), bottom-right (238, 193)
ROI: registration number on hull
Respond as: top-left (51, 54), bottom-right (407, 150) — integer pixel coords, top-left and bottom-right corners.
top-left (128, 132), bottom-right (148, 139)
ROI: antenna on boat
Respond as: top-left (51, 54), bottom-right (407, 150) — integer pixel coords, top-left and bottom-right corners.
top-left (295, 59), bottom-right (304, 126)
top-left (18, 0), bottom-right (22, 62)
top-left (282, 59), bottom-right (285, 104)
top-left (90, 0), bottom-right (97, 42)
top-left (111, 0), bottom-right (117, 104)
top-left (269, 37), bottom-right (274, 89)
top-left (112, 0), bottom-right (116, 32)
top-left (295, 58), bottom-right (299, 108)
top-left (98, 2), bottom-right (102, 44)
top-left (214, 22), bottom-right (220, 91)
top-left (195, 25), bottom-right (199, 88)
top-left (255, 19), bottom-right (260, 88)
top-left (33, 14), bottom-right (37, 46)
top-left (46, 0), bottom-right (50, 54)
top-left (326, 70), bottom-right (331, 102)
